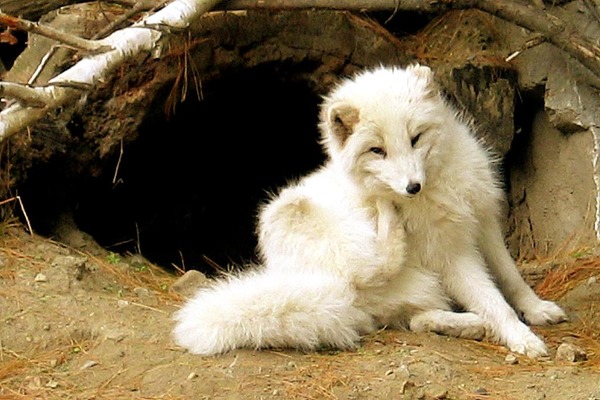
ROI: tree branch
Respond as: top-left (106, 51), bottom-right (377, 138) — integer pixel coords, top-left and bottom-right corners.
top-left (0, 0), bottom-right (90, 21)
top-left (219, 0), bottom-right (440, 11)
top-left (221, 0), bottom-right (600, 79)
top-left (0, 12), bottom-right (112, 52)
top-left (1, 0), bottom-right (599, 143)
top-left (0, 82), bottom-right (49, 107)
top-left (0, 0), bottom-right (223, 143)
top-left (472, 0), bottom-right (600, 81)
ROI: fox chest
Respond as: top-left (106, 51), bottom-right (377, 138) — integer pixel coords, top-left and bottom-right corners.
top-left (400, 200), bottom-right (479, 270)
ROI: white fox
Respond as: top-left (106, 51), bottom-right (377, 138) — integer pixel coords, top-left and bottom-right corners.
top-left (173, 64), bottom-right (567, 358)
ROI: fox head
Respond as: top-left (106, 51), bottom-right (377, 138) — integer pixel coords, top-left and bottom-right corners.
top-left (319, 64), bottom-right (453, 201)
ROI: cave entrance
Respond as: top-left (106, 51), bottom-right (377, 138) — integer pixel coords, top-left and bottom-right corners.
top-left (23, 66), bottom-right (327, 274)
top-left (80, 67), bottom-right (326, 272)
top-left (12, 9), bottom-right (417, 274)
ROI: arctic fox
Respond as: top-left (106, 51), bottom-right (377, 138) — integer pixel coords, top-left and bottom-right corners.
top-left (173, 64), bottom-right (567, 358)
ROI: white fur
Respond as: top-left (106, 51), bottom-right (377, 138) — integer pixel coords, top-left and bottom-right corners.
top-left (173, 65), bottom-right (567, 357)
top-left (173, 269), bottom-right (375, 354)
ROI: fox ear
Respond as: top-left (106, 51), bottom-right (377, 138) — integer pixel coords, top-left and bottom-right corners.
top-left (326, 102), bottom-right (360, 146)
top-left (407, 63), bottom-right (438, 96)
top-left (407, 63), bottom-right (433, 82)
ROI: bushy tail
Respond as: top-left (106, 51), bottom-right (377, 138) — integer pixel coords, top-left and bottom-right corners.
top-left (172, 269), bottom-right (374, 355)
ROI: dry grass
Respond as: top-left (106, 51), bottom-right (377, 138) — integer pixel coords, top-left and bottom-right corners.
top-left (534, 256), bottom-right (600, 300)
top-left (523, 245), bottom-right (600, 367)
top-left (92, 252), bottom-right (184, 304)
top-left (406, 9), bottom-right (510, 67)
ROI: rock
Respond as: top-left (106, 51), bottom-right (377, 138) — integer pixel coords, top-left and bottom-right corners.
top-left (80, 360), bottom-right (99, 370)
top-left (45, 379), bottom-right (59, 388)
top-left (545, 57), bottom-right (598, 134)
top-left (51, 255), bottom-right (89, 281)
top-left (426, 384), bottom-right (448, 399)
top-left (438, 64), bottom-right (517, 157)
top-left (504, 353), bottom-right (519, 365)
top-left (27, 376), bottom-right (42, 390)
top-left (555, 343), bottom-right (587, 362)
top-left (417, 383), bottom-right (448, 400)
top-left (171, 270), bottom-right (211, 297)
top-left (103, 328), bottom-right (127, 342)
top-left (34, 273), bottom-right (48, 282)
top-left (285, 361), bottom-right (297, 370)
top-left (187, 372), bottom-right (198, 380)
top-left (133, 287), bottom-right (150, 297)
top-left (132, 286), bottom-right (159, 306)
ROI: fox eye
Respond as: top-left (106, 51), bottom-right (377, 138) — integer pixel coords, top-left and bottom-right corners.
top-left (369, 147), bottom-right (386, 157)
top-left (411, 133), bottom-right (423, 147)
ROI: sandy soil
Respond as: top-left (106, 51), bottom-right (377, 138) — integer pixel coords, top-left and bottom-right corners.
top-left (1, 224), bottom-right (599, 400)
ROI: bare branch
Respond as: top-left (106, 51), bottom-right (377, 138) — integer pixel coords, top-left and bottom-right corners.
top-left (0, 12), bottom-right (112, 52)
top-left (91, 0), bottom-right (169, 40)
top-left (219, 0), bottom-right (440, 11)
top-left (0, 0), bottom-right (223, 142)
top-left (0, 0), bottom-right (90, 21)
top-left (28, 45), bottom-right (61, 85)
top-left (0, 82), bottom-right (49, 107)
top-left (472, 0), bottom-right (600, 78)
top-left (222, 0), bottom-right (600, 79)
top-left (1, 0), bottom-right (599, 143)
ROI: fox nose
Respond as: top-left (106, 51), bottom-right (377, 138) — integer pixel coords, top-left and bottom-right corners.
top-left (406, 182), bottom-right (421, 195)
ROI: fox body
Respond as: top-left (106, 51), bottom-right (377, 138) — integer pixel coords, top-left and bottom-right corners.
top-left (173, 65), bottom-right (566, 357)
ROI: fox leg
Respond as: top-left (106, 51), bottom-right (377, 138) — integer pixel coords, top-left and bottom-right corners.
top-left (409, 310), bottom-right (486, 340)
top-left (479, 219), bottom-right (567, 325)
top-left (441, 252), bottom-right (549, 358)
top-left (351, 199), bottom-right (406, 288)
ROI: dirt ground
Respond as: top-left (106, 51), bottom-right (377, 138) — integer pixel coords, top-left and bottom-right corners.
top-left (1, 223), bottom-right (600, 400)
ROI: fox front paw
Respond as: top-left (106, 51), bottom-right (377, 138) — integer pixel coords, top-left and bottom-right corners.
top-left (508, 335), bottom-right (548, 358)
top-left (503, 325), bottom-right (548, 358)
top-left (521, 299), bottom-right (568, 326)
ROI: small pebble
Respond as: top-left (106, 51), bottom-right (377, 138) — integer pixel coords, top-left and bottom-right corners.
top-left (45, 380), bottom-right (59, 389)
top-left (555, 342), bottom-right (587, 362)
top-left (425, 384), bottom-right (448, 399)
top-left (285, 361), bottom-right (297, 370)
top-left (133, 287), bottom-right (150, 297)
top-left (171, 270), bottom-right (210, 297)
top-left (34, 273), bottom-right (48, 282)
top-left (104, 329), bottom-right (126, 342)
top-left (397, 364), bottom-right (411, 380)
top-left (187, 372), bottom-right (198, 380)
top-left (505, 353), bottom-right (519, 365)
top-left (80, 360), bottom-right (99, 370)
